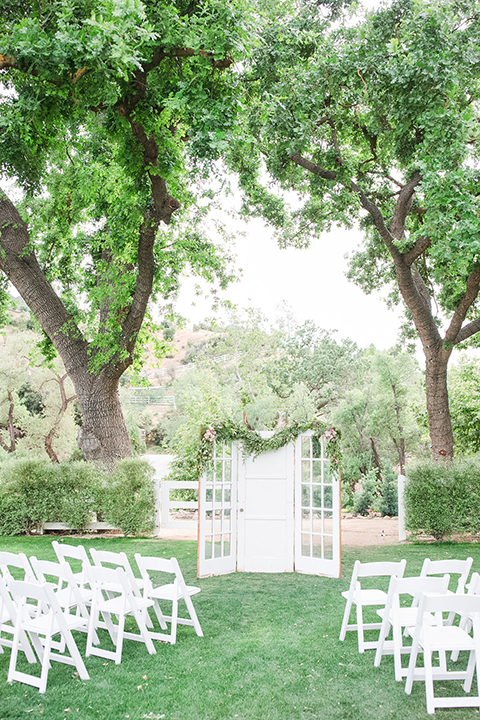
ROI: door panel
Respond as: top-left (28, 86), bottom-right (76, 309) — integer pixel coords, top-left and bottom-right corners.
top-left (295, 433), bottom-right (341, 577)
top-left (198, 440), bottom-right (238, 578)
top-left (237, 442), bottom-right (294, 573)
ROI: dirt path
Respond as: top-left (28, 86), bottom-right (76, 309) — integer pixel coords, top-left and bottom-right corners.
top-left (156, 515), bottom-right (403, 546)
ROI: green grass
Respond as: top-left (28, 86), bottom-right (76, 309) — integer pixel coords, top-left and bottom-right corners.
top-left (1, 536), bottom-right (480, 719)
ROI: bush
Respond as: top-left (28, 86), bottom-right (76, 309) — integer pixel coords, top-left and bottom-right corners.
top-left (405, 455), bottom-right (480, 540)
top-left (102, 458), bottom-right (155, 537)
top-left (0, 457), bottom-right (155, 536)
top-left (353, 469), bottom-right (377, 516)
top-left (378, 465), bottom-right (398, 517)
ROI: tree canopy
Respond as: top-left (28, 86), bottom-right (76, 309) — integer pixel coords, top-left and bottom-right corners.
top-left (0, 0), bottom-right (253, 462)
top-left (230, 0), bottom-right (480, 459)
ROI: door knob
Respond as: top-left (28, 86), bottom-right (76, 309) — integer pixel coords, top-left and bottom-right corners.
top-left (239, 508), bottom-right (244, 512)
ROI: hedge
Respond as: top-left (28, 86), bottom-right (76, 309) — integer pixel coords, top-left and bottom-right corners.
top-left (405, 455), bottom-right (480, 540)
top-left (0, 457), bottom-right (155, 537)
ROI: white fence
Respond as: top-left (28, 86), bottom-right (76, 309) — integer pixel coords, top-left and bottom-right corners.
top-left (159, 481), bottom-right (199, 530)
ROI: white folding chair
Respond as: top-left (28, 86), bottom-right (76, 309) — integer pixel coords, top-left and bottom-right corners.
top-left (7, 579), bottom-right (89, 694)
top-left (339, 559), bottom-right (407, 652)
top-left (419, 557), bottom-right (473, 624)
top-left (0, 575), bottom-right (36, 663)
top-left (85, 564), bottom-right (156, 665)
top-left (134, 554), bottom-right (203, 645)
top-left (29, 557), bottom-right (94, 644)
top-left (0, 551), bottom-right (36, 583)
top-left (405, 593), bottom-right (480, 714)
top-left (52, 541), bottom-right (92, 589)
top-left (89, 548), bottom-right (145, 597)
top-left (374, 574), bottom-right (450, 681)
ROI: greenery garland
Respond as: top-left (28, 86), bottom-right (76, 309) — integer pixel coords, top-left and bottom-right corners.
top-left (200, 420), bottom-right (342, 469)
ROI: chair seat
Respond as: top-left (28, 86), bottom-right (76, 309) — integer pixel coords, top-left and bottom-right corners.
top-left (342, 588), bottom-right (387, 605)
top-left (95, 594), bottom-right (153, 616)
top-left (149, 584), bottom-right (201, 601)
top-left (21, 610), bottom-right (87, 636)
top-left (409, 624), bottom-right (477, 651)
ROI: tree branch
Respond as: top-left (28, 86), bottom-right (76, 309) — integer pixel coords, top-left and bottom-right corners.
top-left (445, 266), bottom-right (480, 345)
top-left (288, 152), bottom-right (337, 180)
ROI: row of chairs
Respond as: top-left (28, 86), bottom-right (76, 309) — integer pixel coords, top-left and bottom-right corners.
top-left (339, 557), bottom-right (480, 714)
top-left (0, 543), bottom-right (203, 693)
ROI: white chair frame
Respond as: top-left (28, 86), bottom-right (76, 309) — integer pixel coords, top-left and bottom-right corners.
top-left (405, 592), bottom-right (480, 714)
top-left (339, 559), bottom-right (407, 652)
top-left (135, 554), bottom-right (203, 645)
top-left (374, 574), bottom-right (450, 681)
top-left (85, 564), bottom-right (156, 665)
top-left (0, 575), bottom-right (36, 664)
top-left (7, 578), bottom-right (90, 694)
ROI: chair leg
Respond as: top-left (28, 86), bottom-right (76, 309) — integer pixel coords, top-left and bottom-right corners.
top-left (170, 598), bottom-right (178, 646)
top-left (393, 622), bottom-right (405, 682)
top-left (374, 615), bottom-right (389, 669)
top-left (153, 600), bottom-right (169, 630)
top-left (356, 603), bottom-right (365, 653)
top-left (184, 595), bottom-right (203, 637)
top-left (463, 649), bottom-right (476, 694)
top-left (339, 599), bottom-right (352, 641)
top-left (38, 632), bottom-right (53, 694)
top-left (114, 614), bottom-right (125, 665)
top-left (424, 644), bottom-right (435, 715)
top-left (63, 628), bottom-right (89, 681)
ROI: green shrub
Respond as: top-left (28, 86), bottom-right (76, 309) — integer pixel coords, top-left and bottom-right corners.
top-left (379, 465), bottom-right (398, 517)
top-left (353, 469), bottom-right (377, 516)
top-left (102, 458), bottom-right (155, 537)
top-left (0, 457), bottom-right (156, 536)
top-left (0, 493), bottom-right (29, 535)
top-left (405, 455), bottom-right (480, 540)
top-left (0, 459), bottom-right (58, 534)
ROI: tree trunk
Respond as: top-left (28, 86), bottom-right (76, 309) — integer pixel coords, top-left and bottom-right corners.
top-left (63, 367), bottom-right (130, 465)
top-left (424, 342), bottom-right (454, 460)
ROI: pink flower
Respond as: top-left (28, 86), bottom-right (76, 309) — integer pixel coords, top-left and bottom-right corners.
top-left (203, 427), bottom-right (216, 442)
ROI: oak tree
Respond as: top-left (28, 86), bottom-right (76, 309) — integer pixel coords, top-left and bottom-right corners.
top-left (0, 0), bottom-right (247, 464)
top-left (233, 0), bottom-right (480, 459)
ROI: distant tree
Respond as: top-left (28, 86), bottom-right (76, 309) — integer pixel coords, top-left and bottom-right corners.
top-left (448, 356), bottom-right (480, 455)
top-left (0, 329), bottom-right (77, 459)
top-left (332, 347), bottom-right (425, 488)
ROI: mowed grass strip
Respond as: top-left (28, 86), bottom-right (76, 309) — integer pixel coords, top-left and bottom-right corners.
top-left (1, 537), bottom-right (480, 720)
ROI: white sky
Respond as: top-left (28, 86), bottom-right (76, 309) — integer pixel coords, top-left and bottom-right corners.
top-left (175, 0), bottom-right (404, 350)
top-left (175, 218), bottom-right (402, 349)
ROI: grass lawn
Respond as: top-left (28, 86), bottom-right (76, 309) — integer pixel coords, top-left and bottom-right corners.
top-left (1, 536), bottom-right (480, 720)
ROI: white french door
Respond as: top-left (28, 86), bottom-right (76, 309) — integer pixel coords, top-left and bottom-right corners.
top-left (237, 440), bottom-right (294, 573)
top-left (198, 433), bottom-right (341, 578)
top-left (197, 440), bottom-right (238, 578)
top-left (294, 433), bottom-right (341, 577)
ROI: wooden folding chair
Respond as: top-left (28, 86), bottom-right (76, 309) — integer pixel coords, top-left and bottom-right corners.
top-left (134, 554), bottom-right (203, 645)
top-left (7, 579), bottom-right (89, 694)
top-left (85, 565), bottom-right (156, 665)
top-left (374, 574), bottom-right (450, 680)
top-left (339, 559), bottom-right (407, 652)
top-left (405, 593), bottom-right (480, 714)
top-left (0, 575), bottom-right (36, 663)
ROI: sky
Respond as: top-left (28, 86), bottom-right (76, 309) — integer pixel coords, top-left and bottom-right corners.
top-left (175, 217), bottom-right (403, 350)
top-left (175, 0), bottom-right (403, 351)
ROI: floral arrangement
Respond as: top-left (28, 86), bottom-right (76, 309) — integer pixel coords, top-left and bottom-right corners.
top-left (199, 419), bottom-right (341, 470)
